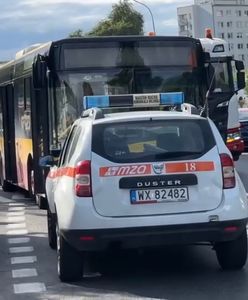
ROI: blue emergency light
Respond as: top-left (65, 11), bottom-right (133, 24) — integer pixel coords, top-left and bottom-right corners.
top-left (83, 92), bottom-right (184, 110)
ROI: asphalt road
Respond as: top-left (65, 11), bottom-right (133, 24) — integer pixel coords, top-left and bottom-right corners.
top-left (235, 153), bottom-right (248, 192)
top-left (0, 155), bottom-right (247, 300)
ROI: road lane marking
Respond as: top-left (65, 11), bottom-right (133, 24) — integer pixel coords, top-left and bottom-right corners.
top-left (7, 229), bottom-right (28, 235)
top-left (6, 223), bottom-right (26, 229)
top-left (8, 207), bottom-right (25, 212)
top-left (11, 256), bottom-right (37, 264)
top-left (8, 203), bottom-right (25, 206)
top-left (7, 216), bottom-right (26, 223)
top-left (12, 268), bottom-right (38, 278)
top-left (13, 283), bottom-right (46, 294)
top-left (9, 246), bottom-right (34, 254)
top-left (8, 237), bottom-right (30, 244)
top-left (7, 212), bottom-right (25, 216)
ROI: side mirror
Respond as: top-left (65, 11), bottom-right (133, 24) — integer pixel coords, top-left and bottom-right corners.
top-left (33, 56), bottom-right (47, 89)
top-left (39, 155), bottom-right (55, 168)
top-left (235, 60), bottom-right (245, 71)
top-left (50, 149), bottom-right (61, 158)
top-left (237, 72), bottom-right (246, 90)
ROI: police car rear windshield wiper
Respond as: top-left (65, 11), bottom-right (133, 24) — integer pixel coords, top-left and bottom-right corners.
top-left (155, 151), bottom-right (202, 158)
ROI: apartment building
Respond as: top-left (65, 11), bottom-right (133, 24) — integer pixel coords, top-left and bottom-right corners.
top-left (177, 0), bottom-right (248, 66)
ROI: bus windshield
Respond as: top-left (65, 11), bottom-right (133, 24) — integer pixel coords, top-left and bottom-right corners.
top-left (51, 39), bottom-right (205, 143)
top-left (54, 67), bottom-right (202, 140)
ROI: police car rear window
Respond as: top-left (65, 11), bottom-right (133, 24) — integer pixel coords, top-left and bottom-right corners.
top-left (92, 119), bottom-right (216, 163)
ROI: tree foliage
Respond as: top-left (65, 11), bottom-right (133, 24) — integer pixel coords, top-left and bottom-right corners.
top-left (69, 29), bottom-right (84, 38)
top-left (88, 0), bottom-right (144, 36)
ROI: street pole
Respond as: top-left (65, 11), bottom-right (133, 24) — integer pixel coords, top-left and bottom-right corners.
top-left (132, 0), bottom-right (156, 34)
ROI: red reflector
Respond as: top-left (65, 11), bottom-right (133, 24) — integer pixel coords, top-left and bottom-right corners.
top-left (80, 236), bottom-right (95, 241)
top-left (224, 226), bottom-right (238, 232)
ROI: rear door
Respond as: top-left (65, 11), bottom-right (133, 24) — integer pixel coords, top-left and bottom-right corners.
top-left (91, 117), bottom-right (223, 217)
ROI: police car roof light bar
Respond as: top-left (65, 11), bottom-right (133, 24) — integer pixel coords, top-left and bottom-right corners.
top-left (83, 92), bottom-right (184, 110)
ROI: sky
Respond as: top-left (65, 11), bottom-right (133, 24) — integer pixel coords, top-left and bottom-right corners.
top-left (0, 0), bottom-right (193, 61)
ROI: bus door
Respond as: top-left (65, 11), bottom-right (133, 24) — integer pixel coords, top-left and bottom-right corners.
top-left (31, 79), bottom-right (49, 195)
top-left (1, 84), bottom-right (17, 183)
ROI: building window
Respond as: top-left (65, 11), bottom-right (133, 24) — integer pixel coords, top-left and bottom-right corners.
top-left (238, 43), bottom-right (244, 49)
top-left (237, 32), bottom-right (243, 38)
top-left (218, 21), bottom-right (224, 28)
top-left (216, 10), bottom-right (223, 17)
top-left (236, 21), bottom-right (243, 28)
top-left (226, 9), bottom-right (231, 16)
top-left (229, 43), bottom-right (234, 50)
top-left (236, 10), bottom-right (242, 17)
top-left (227, 21), bottom-right (232, 27)
top-left (227, 32), bottom-right (233, 39)
top-left (238, 54), bottom-right (245, 61)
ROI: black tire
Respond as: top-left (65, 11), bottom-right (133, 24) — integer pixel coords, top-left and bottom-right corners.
top-left (0, 153), bottom-right (4, 186)
top-left (2, 180), bottom-right (17, 192)
top-left (36, 194), bottom-right (48, 210)
top-left (27, 160), bottom-right (35, 200)
top-left (57, 223), bottom-right (83, 282)
top-left (215, 230), bottom-right (247, 270)
top-left (47, 207), bottom-right (57, 249)
top-left (232, 152), bottom-right (240, 161)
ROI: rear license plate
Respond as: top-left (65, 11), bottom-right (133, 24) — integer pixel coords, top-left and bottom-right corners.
top-left (130, 187), bottom-right (189, 204)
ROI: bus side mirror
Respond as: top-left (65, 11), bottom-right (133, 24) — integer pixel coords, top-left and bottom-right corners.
top-left (33, 58), bottom-right (47, 89)
top-left (237, 72), bottom-right (245, 90)
top-left (50, 149), bottom-right (61, 157)
top-left (235, 60), bottom-right (244, 71)
top-left (39, 155), bottom-right (55, 168)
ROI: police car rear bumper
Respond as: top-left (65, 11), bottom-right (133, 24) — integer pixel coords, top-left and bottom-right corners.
top-left (61, 218), bottom-right (248, 252)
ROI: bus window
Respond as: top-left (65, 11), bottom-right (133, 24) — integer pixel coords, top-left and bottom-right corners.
top-left (212, 62), bottom-right (231, 93)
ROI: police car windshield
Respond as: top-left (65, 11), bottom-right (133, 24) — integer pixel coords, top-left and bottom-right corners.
top-left (92, 119), bottom-right (215, 163)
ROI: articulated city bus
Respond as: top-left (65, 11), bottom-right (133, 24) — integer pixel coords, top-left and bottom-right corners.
top-left (0, 36), bottom-right (245, 207)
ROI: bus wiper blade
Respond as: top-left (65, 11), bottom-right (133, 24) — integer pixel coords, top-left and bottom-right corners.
top-left (155, 151), bottom-right (202, 158)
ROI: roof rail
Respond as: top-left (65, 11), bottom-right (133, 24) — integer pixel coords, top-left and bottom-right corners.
top-left (81, 107), bottom-right (105, 120)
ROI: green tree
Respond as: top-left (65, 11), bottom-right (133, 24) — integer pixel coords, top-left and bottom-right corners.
top-left (69, 29), bottom-right (84, 38)
top-left (88, 0), bottom-right (144, 36)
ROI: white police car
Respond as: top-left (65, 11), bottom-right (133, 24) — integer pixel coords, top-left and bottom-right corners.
top-left (41, 92), bottom-right (248, 282)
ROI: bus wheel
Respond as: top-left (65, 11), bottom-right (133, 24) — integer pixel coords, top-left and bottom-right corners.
top-left (2, 180), bottom-right (17, 192)
top-left (27, 161), bottom-right (35, 201)
top-left (0, 153), bottom-right (4, 186)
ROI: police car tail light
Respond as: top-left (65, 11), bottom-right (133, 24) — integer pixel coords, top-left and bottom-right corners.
top-left (75, 160), bottom-right (92, 197)
top-left (220, 154), bottom-right (236, 189)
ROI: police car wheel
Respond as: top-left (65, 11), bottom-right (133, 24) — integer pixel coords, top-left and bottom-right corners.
top-left (47, 208), bottom-right (56, 249)
top-left (215, 230), bottom-right (247, 270)
top-left (56, 223), bottom-right (83, 282)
